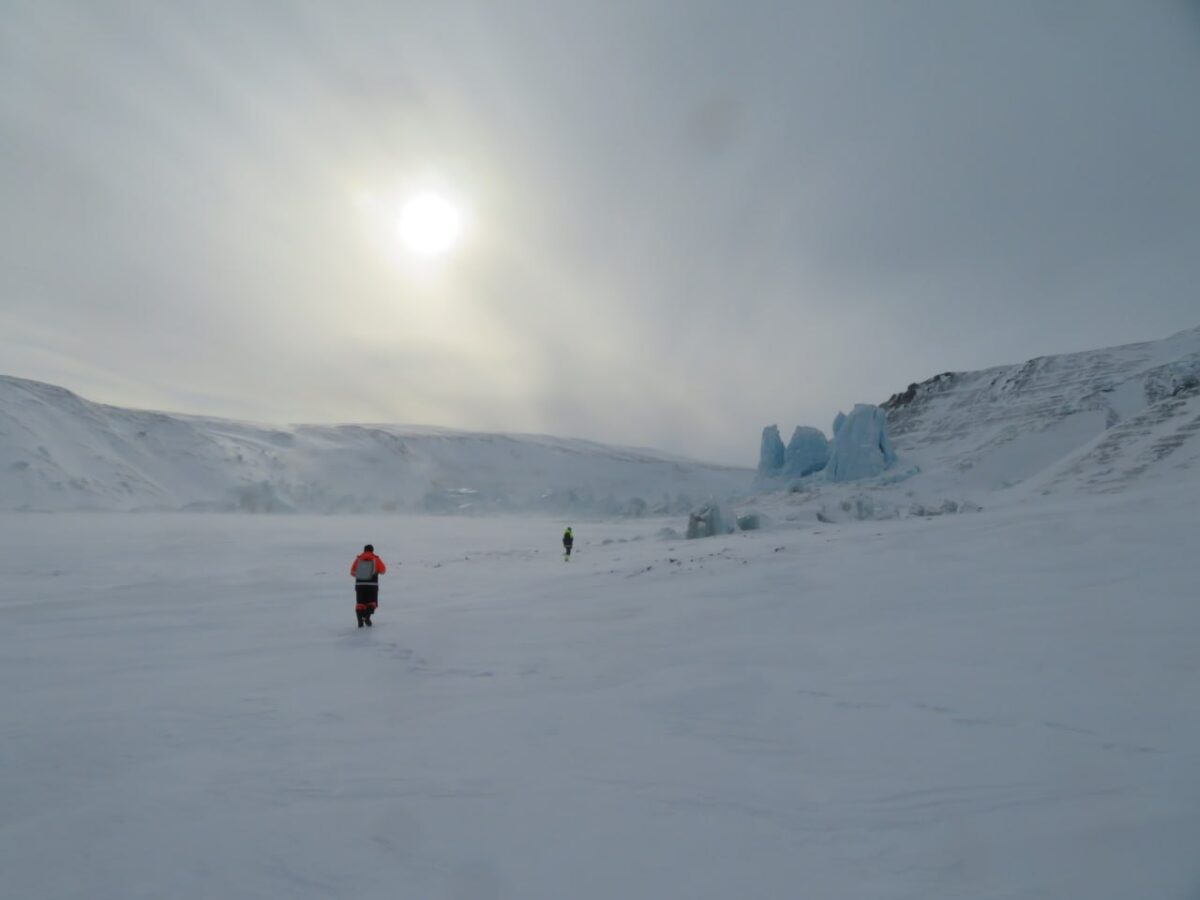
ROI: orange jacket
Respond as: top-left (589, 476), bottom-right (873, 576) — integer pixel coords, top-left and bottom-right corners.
top-left (351, 551), bottom-right (387, 578)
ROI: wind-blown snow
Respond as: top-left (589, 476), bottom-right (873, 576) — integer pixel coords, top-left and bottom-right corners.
top-left (2, 484), bottom-right (1198, 898)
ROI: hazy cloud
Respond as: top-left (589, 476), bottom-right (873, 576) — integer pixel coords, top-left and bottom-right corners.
top-left (3, 0), bottom-right (1198, 463)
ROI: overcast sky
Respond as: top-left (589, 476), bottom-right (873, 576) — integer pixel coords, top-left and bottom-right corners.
top-left (3, 1), bottom-right (1199, 464)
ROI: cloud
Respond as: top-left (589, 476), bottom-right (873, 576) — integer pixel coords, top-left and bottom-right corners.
top-left (2, 0), bottom-right (1199, 465)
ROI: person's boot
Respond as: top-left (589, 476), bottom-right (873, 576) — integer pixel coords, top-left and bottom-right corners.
top-left (357, 616), bottom-right (364, 628)
top-left (365, 617), bottom-right (373, 627)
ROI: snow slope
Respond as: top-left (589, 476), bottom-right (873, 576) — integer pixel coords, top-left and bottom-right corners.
top-left (881, 324), bottom-right (1200, 494)
top-left (0, 376), bottom-right (749, 513)
top-left (744, 324), bottom-right (1200, 525)
top-left (2, 487), bottom-right (1198, 899)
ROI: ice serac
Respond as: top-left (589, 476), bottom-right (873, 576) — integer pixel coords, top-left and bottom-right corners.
top-left (783, 426), bottom-right (829, 477)
top-left (758, 425), bottom-right (785, 477)
top-left (686, 502), bottom-right (730, 538)
top-left (826, 404), bottom-right (896, 482)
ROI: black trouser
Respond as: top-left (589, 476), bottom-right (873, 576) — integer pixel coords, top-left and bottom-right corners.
top-left (355, 584), bottom-right (379, 621)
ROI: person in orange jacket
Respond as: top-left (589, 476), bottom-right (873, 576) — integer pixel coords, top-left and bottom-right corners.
top-left (350, 544), bottom-right (387, 627)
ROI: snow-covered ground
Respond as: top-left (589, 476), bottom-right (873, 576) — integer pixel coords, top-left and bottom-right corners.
top-left (3, 484), bottom-right (1198, 899)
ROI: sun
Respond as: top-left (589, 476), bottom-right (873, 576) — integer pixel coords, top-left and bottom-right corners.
top-left (397, 192), bottom-right (464, 256)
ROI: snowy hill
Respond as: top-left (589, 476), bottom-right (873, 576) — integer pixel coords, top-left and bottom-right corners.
top-left (740, 325), bottom-right (1200, 526)
top-left (0, 376), bottom-right (749, 513)
top-left (5, 326), bottom-right (1199, 515)
top-left (881, 324), bottom-right (1200, 494)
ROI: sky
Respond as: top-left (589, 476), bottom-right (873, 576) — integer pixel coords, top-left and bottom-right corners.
top-left (2, 1), bottom-right (1199, 466)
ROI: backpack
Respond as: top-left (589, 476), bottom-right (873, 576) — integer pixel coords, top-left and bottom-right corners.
top-left (354, 557), bottom-right (376, 582)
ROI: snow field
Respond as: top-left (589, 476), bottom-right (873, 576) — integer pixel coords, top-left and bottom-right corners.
top-left (2, 493), bottom-right (1199, 899)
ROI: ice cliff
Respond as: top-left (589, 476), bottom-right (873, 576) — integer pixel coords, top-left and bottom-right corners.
top-left (825, 404), bottom-right (897, 482)
top-left (756, 407), bottom-right (893, 483)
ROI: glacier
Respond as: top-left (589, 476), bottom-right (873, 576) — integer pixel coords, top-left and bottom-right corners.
top-left (783, 426), bottom-right (830, 477)
top-left (757, 425), bottom-right (785, 475)
top-left (825, 404), bottom-right (897, 483)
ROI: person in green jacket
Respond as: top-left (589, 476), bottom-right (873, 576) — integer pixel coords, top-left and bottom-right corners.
top-left (562, 526), bottom-right (574, 560)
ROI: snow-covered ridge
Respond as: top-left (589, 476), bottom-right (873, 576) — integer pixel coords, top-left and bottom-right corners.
top-left (0, 376), bottom-right (750, 513)
top-left (739, 325), bottom-right (1200, 528)
top-left (880, 324), bottom-right (1200, 494)
top-left (6, 325), bottom-right (1199, 514)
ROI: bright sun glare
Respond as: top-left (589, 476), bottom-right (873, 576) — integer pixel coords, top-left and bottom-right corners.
top-left (397, 192), bottom-right (463, 256)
